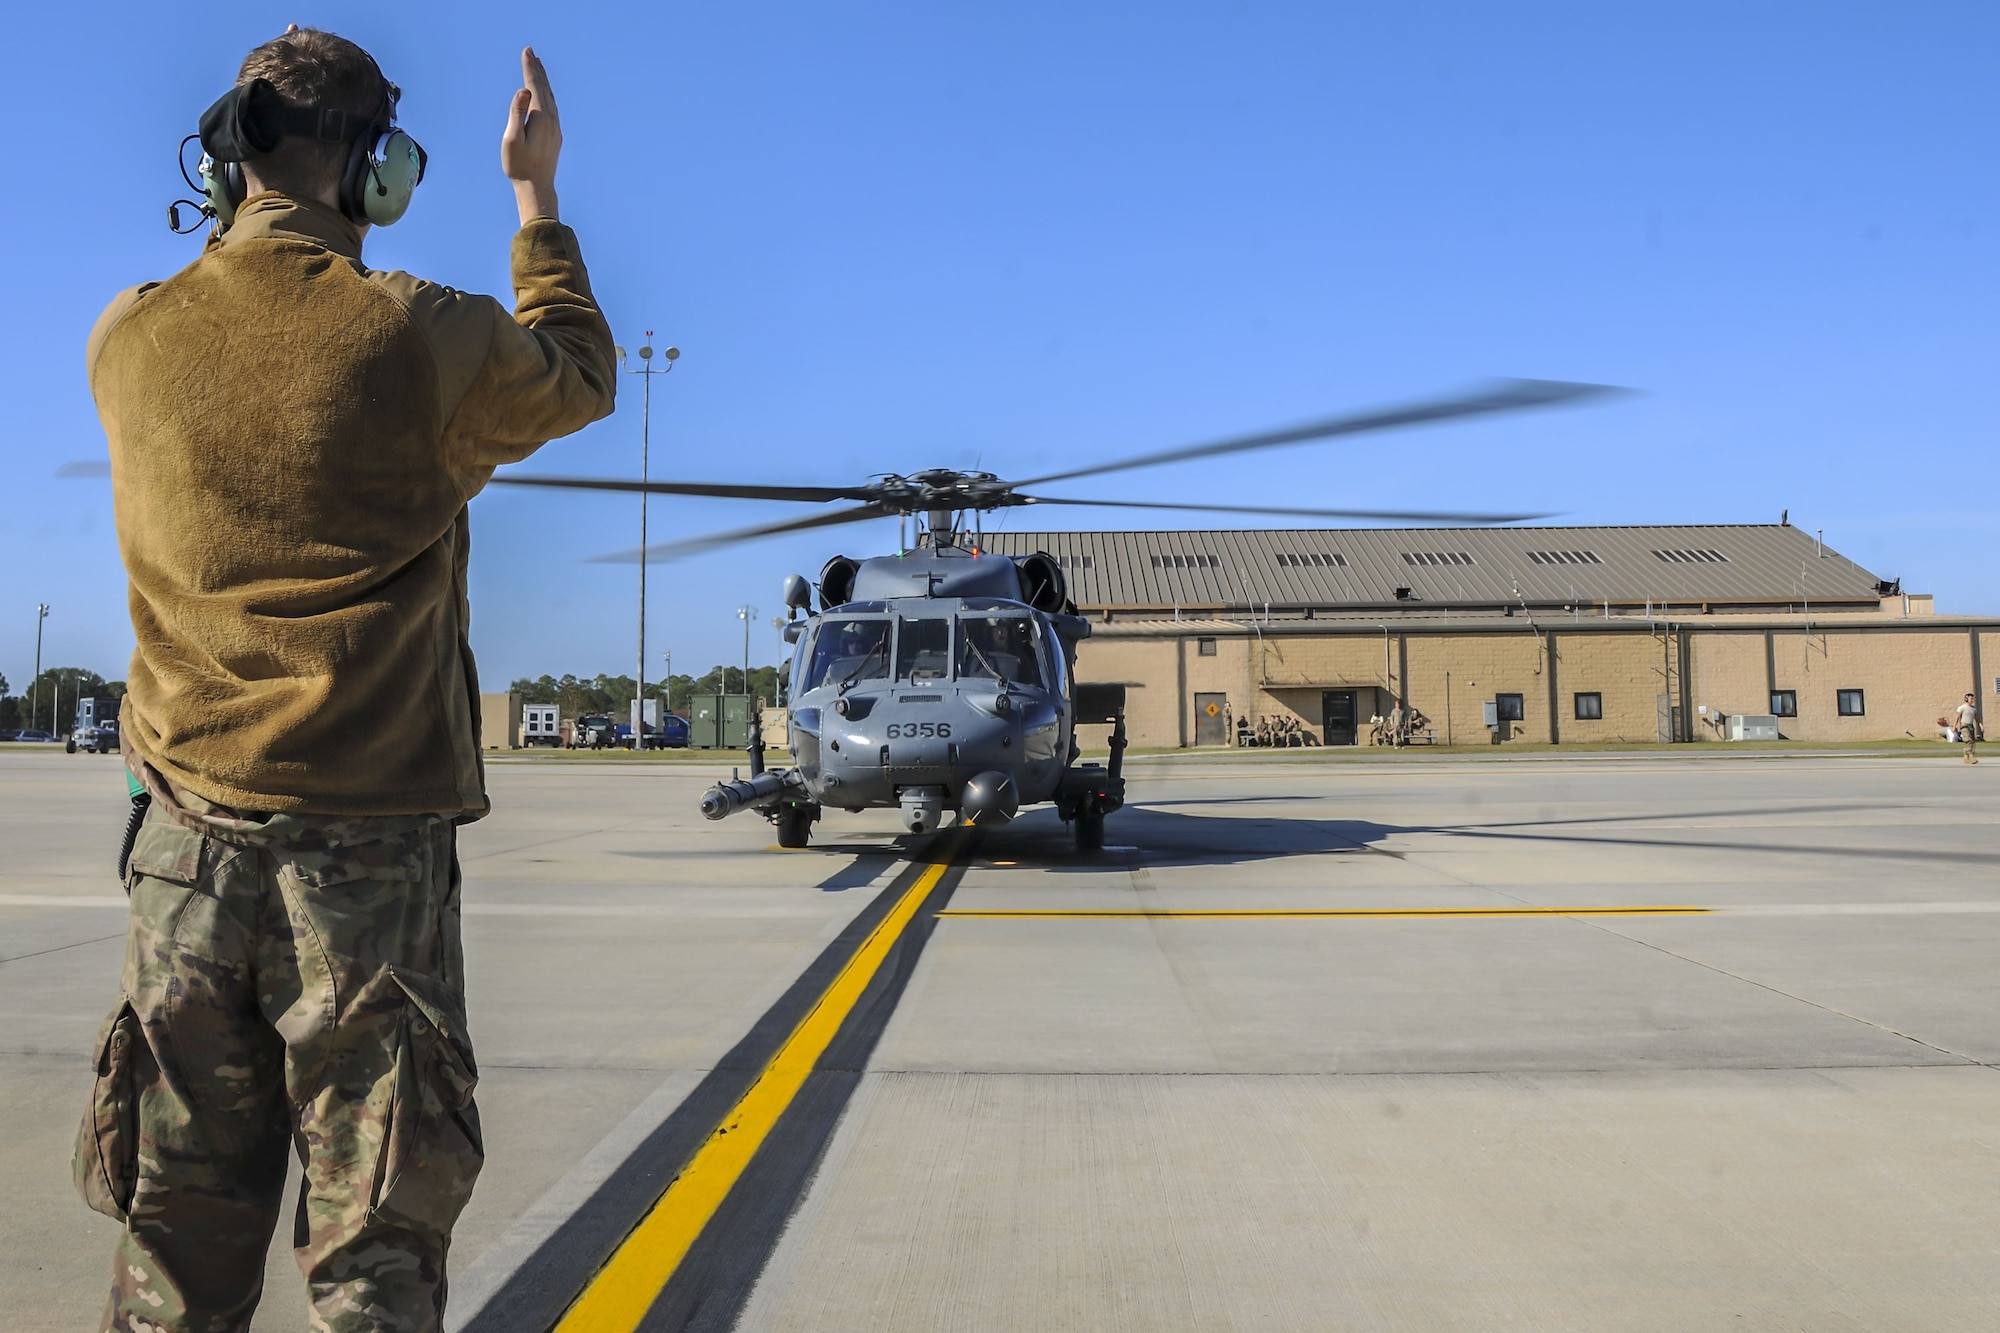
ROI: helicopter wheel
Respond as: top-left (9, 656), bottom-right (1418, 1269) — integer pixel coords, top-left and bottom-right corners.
top-left (776, 804), bottom-right (814, 849)
top-left (1072, 807), bottom-right (1105, 852)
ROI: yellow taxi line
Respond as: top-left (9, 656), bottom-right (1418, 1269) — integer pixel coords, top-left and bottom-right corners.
top-left (553, 846), bottom-right (959, 1332)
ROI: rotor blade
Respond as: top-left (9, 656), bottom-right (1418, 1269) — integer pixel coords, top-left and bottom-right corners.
top-left (56, 460), bottom-right (110, 478)
top-left (586, 502), bottom-right (894, 563)
top-left (1011, 379), bottom-right (1629, 489)
top-left (1021, 496), bottom-right (1555, 525)
top-left (491, 474), bottom-right (872, 504)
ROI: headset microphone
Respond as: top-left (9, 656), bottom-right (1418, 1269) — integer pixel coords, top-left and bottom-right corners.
top-left (170, 74), bottom-right (426, 234)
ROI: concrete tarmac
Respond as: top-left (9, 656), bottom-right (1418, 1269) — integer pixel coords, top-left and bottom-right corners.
top-left (1, 746), bottom-right (1995, 1330)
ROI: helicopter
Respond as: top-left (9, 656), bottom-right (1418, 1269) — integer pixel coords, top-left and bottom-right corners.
top-left (493, 378), bottom-right (1620, 850)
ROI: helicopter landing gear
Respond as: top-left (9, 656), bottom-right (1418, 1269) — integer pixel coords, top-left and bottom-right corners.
top-left (1072, 803), bottom-right (1105, 851)
top-left (1057, 701), bottom-right (1126, 853)
top-left (775, 801), bottom-right (818, 848)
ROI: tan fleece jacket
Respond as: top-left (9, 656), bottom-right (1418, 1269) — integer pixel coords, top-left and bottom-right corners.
top-left (90, 192), bottom-right (616, 817)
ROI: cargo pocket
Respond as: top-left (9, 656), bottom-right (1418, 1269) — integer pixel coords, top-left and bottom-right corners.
top-left (73, 1000), bottom-right (154, 1222)
top-left (368, 965), bottom-right (484, 1236)
top-left (124, 818), bottom-right (206, 893)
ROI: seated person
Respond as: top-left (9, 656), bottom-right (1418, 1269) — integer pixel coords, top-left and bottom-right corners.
top-left (958, 616), bottom-right (1044, 688)
top-left (807, 619), bottom-right (891, 689)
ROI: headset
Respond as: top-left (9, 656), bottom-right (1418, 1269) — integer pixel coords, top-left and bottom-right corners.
top-left (171, 75), bottom-right (426, 234)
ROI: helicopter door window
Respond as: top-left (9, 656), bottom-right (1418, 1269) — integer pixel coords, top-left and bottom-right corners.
top-left (958, 615), bottom-right (1046, 690)
top-left (896, 617), bottom-right (953, 682)
top-left (805, 619), bottom-right (891, 691)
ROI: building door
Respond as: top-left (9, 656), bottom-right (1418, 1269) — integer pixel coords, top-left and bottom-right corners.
top-left (1321, 690), bottom-right (1358, 745)
top-left (1194, 693), bottom-right (1229, 746)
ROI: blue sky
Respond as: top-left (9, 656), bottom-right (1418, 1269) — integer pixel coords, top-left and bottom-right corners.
top-left (5, 2), bottom-right (1995, 690)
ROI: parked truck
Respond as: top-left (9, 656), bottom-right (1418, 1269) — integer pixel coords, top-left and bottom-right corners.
top-left (66, 696), bottom-right (121, 754)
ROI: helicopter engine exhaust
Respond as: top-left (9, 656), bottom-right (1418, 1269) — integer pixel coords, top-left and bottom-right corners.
top-left (701, 769), bottom-right (799, 820)
top-left (819, 555), bottom-right (861, 611)
top-left (959, 770), bottom-right (1020, 827)
top-left (1013, 552), bottom-right (1068, 614)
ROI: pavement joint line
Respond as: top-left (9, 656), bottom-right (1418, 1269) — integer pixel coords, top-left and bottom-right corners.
top-left (0, 1054), bottom-right (1960, 1075)
top-left (936, 906), bottom-right (1712, 919)
top-left (1572, 917), bottom-right (1997, 1072)
top-left (549, 831), bottom-right (971, 1333)
top-left (11, 895), bottom-right (2000, 917)
top-left (848, 1061), bottom-right (1978, 1077)
top-left (1425, 825), bottom-right (2000, 867)
top-left (457, 817), bottom-right (681, 864)
top-left (0, 932), bottom-right (127, 964)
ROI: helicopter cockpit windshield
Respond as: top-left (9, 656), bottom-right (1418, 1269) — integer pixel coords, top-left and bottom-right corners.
top-left (805, 618), bottom-right (891, 692)
top-left (957, 613), bottom-right (1046, 690)
top-left (895, 616), bottom-right (952, 682)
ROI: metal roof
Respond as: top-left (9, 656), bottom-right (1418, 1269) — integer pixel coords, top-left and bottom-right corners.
top-left (978, 525), bottom-right (1886, 611)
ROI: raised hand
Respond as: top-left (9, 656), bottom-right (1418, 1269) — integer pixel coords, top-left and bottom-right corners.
top-left (501, 47), bottom-right (562, 223)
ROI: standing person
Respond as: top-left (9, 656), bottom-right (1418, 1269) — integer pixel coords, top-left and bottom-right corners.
top-left (1387, 697), bottom-right (1406, 748)
top-left (1957, 693), bottom-right (1982, 764)
top-left (77, 29), bottom-right (614, 1332)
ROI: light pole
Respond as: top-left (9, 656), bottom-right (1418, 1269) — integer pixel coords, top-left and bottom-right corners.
top-left (770, 616), bottom-right (788, 704)
top-left (616, 335), bottom-right (679, 746)
top-left (737, 605), bottom-right (757, 697)
top-left (661, 650), bottom-right (672, 710)
top-left (31, 604), bottom-right (48, 733)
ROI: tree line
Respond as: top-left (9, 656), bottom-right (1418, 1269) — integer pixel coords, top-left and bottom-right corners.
top-left (0, 663), bottom-right (786, 735)
top-left (508, 664), bottom-right (783, 718)
top-left (0, 668), bottom-right (124, 734)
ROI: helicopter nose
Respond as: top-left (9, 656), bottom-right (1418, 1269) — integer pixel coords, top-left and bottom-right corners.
top-left (960, 770), bottom-right (1020, 827)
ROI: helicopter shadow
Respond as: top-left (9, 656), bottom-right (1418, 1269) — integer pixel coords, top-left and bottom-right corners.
top-left (959, 797), bottom-right (1999, 874)
top-left (799, 796), bottom-right (1998, 889)
top-left (974, 805), bottom-right (1403, 872)
top-left (816, 850), bottom-right (902, 892)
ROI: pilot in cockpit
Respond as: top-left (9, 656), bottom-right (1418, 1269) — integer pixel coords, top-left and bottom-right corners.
top-left (959, 616), bottom-right (1044, 689)
top-left (809, 619), bottom-right (891, 689)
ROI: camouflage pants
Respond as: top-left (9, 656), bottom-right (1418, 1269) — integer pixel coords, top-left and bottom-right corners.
top-left (74, 805), bottom-right (483, 1332)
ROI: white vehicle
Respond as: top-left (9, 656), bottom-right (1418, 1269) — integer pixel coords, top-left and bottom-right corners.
top-left (67, 697), bottom-right (121, 754)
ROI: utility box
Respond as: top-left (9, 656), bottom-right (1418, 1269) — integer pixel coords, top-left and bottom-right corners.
top-left (522, 704), bottom-right (561, 747)
top-left (1728, 714), bottom-right (1781, 741)
top-left (688, 694), bottom-right (753, 749)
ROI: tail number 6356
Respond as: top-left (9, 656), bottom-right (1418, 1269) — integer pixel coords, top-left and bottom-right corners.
top-left (886, 722), bottom-right (951, 739)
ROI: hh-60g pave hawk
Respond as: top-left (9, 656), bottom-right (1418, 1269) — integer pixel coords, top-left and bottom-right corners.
top-left (494, 379), bottom-right (1620, 851)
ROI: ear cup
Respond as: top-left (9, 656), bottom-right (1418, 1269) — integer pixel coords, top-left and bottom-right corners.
top-left (340, 128), bottom-right (426, 226)
top-left (199, 155), bottom-right (246, 227)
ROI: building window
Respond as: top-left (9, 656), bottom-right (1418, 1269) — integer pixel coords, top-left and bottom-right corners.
top-left (1197, 637), bottom-right (1217, 657)
top-left (1151, 554), bottom-right (1221, 570)
top-left (1652, 548), bottom-right (1730, 564)
top-left (1495, 693), bottom-right (1525, 722)
top-left (1060, 555), bottom-right (1093, 569)
top-left (1573, 692), bottom-right (1602, 720)
top-left (1277, 552), bottom-right (1347, 568)
top-left (1529, 550), bottom-right (1602, 566)
top-left (1402, 551), bottom-right (1475, 567)
top-left (1837, 689), bottom-right (1865, 717)
top-left (1770, 690), bottom-right (1797, 717)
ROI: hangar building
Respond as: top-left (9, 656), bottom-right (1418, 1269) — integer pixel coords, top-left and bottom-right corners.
top-left (979, 524), bottom-right (1997, 747)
